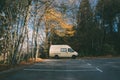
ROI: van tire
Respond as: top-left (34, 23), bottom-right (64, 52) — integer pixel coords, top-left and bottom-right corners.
top-left (54, 55), bottom-right (59, 59)
top-left (72, 55), bottom-right (76, 59)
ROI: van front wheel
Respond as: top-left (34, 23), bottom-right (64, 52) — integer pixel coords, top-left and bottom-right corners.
top-left (72, 55), bottom-right (76, 59)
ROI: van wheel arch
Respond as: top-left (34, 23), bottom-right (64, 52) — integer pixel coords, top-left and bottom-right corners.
top-left (54, 55), bottom-right (59, 59)
top-left (72, 55), bottom-right (76, 59)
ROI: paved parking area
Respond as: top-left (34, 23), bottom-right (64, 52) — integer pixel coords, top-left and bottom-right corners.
top-left (24, 59), bottom-right (103, 72)
top-left (0, 58), bottom-right (120, 80)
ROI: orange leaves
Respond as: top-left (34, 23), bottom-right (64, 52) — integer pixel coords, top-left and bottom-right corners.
top-left (66, 30), bottom-right (75, 36)
top-left (44, 8), bottom-right (62, 20)
top-left (44, 8), bottom-right (75, 37)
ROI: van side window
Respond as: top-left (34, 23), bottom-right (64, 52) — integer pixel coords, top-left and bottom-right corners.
top-left (61, 48), bottom-right (67, 52)
top-left (68, 48), bottom-right (74, 52)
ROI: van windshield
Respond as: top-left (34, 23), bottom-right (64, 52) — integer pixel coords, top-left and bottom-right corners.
top-left (68, 48), bottom-right (74, 52)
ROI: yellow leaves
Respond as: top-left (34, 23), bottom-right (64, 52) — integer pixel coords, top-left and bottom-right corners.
top-left (45, 8), bottom-right (62, 20)
top-left (60, 23), bottom-right (73, 30)
top-left (44, 8), bottom-right (75, 37)
top-left (66, 30), bottom-right (75, 35)
top-left (55, 30), bottom-right (66, 37)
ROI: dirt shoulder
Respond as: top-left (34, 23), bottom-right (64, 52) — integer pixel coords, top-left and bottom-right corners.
top-left (0, 58), bottom-right (43, 72)
top-left (0, 64), bottom-right (11, 72)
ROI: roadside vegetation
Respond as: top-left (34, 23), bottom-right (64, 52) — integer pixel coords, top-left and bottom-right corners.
top-left (0, 0), bottom-right (120, 71)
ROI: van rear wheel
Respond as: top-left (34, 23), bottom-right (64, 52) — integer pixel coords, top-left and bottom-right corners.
top-left (54, 55), bottom-right (59, 59)
top-left (72, 55), bottom-right (76, 59)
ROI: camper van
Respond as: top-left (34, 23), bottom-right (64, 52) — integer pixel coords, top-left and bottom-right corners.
top-left (49, 45), bottom-right (78, 59)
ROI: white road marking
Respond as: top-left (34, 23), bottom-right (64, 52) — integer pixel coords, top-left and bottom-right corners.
top-left (87, 63), bottom-right (92, 66)
top-left (87, 63), bottom-right (103, 72)
top-left (24, 69), bottom-right (98, 72)
top-left (96, 67), bottom-right (103, 72)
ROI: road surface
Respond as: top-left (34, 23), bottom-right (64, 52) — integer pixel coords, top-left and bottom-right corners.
top-left (0, 58), bottom-right (120, 80)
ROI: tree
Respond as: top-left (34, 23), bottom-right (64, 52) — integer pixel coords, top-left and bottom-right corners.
top-left (96, 0), bottom-right (120, 55)
top-left (0, 0), bottom-right (32, 64)
top-left (76, 0), bottom-right (93, 55)
top-left (96, 0), bottom-right (120, 34)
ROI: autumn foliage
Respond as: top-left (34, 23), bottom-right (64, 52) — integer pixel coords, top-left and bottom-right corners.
top-left (44, 8), bottom-right (75, 37)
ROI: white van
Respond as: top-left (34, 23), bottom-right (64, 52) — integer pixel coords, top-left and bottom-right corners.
top-left (49, 45), bottom-right (78, 59)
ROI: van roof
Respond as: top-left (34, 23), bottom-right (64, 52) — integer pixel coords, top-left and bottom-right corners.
top-left (50, 44), bottom-right (69, 46)
top-left (50, 45), bottom-right (71, 48)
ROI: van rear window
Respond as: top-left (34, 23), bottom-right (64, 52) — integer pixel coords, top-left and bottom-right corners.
top-left (60, 48), bottom-right (67, 52)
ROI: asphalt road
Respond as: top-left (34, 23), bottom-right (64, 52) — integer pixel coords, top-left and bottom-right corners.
top-left (0, 58), bottom-right (120, 80)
